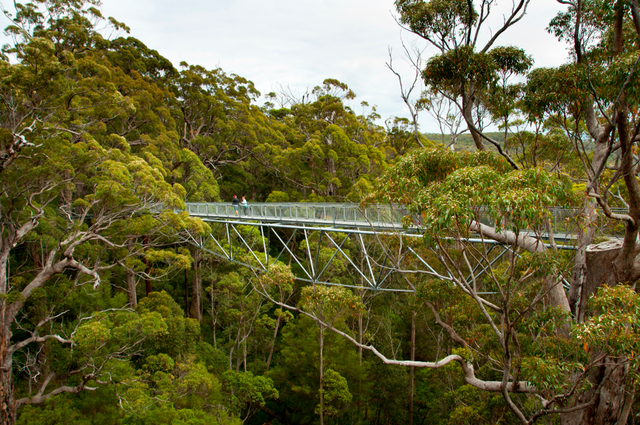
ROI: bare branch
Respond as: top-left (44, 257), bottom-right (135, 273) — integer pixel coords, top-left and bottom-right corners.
top-left (255, 282), bottom-right (537, 394)
top-left (8, 334), bottom-right (71, 355)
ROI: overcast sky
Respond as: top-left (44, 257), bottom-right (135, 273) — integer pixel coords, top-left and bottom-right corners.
top-left (51, 1), bottom-right (576, 132)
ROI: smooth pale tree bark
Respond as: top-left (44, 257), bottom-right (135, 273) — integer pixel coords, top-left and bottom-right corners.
top-left (260, 291), bottom-right (538, 395)
top-left (469, 221), bottom-right (571, 312)
top-left (386, 45), bottom-right (425, 149)
top-left (1, 248), bottom-right (101, 423)
top-left (144, 235), bottom-right (152, 295)
top-left (461, 90), bottom-right (485, 151)
top-left (324, 123), bottom-right (338, 198)
top-left (209, 286), bottom-right (218, 349)
top-left (568, 200), bottom-right (598, 320)
top-left (265, 316), bottom-right (279, 371)
top-left (126, 268), bottom-right (137, 308)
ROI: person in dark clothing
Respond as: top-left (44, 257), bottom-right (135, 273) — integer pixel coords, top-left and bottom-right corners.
top-left (231, 195), bottom-right (240, 216)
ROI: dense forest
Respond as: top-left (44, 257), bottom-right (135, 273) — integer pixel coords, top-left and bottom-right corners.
top-left (2, 0), bottom-right (640, 424)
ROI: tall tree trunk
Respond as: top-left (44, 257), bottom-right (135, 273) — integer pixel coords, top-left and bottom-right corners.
top-left (229, 326), bottom-right (236, 371)
top-left (358, 313), bottom-right (363, 362)
top-left (319, 325), bottom-right (325, 425)
top-left (190, 251), bottom-right (202, 321)
top-left (358, 311), bottom-right (364, 416)
top-left (143, 235), bottom-right (151, 296)
top-left (235, 327), bottom-right (242, 372)
top-left (125, 240), bottom-right (137, 308)
top-left (568, 198), bottom-right (597, 320)
top-left (265, 314), bottom-right (281, 371)
top-left (562, 240), bottom-right (632, 424)
top-left (409, 310), bottom-right (416, 425)
top-left (243, 338), bottom-right (247, 373)
top-left (324, 134), bottom-right (337, 197)
top-left (1, 246), bottom-right (16, 424)
top-left (561, 357), bottom-right (632, 425)
top-left (126, 268), bottom-right (137, 308)
top-left (326, 157), bottom-right (337, 197)
top-left (461, 88), bottom-right (484, 151)
top-left (184, 268), bottom-right (189, 317)
top-left (210, 286), bottom-right (217, 350)
top-left (1, 326), bottom-right (17, 425)
top-left (613, 105), bottom-right (640, 284)
top-left (562, 6), bottom-right (637, 420)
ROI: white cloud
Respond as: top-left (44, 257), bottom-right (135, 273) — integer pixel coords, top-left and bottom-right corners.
top-left (102, 1), bottom-right (572, 132)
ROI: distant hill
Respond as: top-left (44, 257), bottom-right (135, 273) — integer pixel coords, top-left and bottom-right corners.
top-left (423, 132), bottom-right (505, 152)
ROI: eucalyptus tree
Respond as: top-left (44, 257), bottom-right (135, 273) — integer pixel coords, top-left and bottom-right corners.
top-left (265, 147), bottom-right (631, 424)
top-left (106, 36), bottom-right (179, 86)
top-left (0, 1), bottom-right (210, 423)
top-left (263, 288), bottom-right (364, 425)
top-left (384, 116), bottom-right (428, 159)
top-left (358, 0), bottom-right (640, 414)
top-left (394, 0), bottom-right (532, 159)
top-left (170, 63), bottom-right (284, 200)
top-left (524, 0), bottom-right (640, 422)
top-left (386, 44), bottom-right (426, 149)
top-left (265, 79), bottom-right (387, 200)
top-left (344, 2), bottom-right (640, 423)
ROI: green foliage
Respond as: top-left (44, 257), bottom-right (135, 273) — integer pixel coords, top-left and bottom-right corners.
top-left (222, 370), bottom-right (278, 420)
top-left (136, 291), bottom-right (200, 357)
top-left (73, 310), bottom-right (167, 360)
top-left (260, 262), bottom-right (295, 295)
top-left (17, 396), bottom-right (91, 425)
top-left (423, 46), bottom-right (497, 95)
top-left (373, 147), bottom-right (572, 238)
top-left (520, 356), bottom-right (584, 397)
top-left (268, 314), bottom-right (365, 424)
top-left (573, 285), bottom-right (640, 369)
top-left (446, 385), bottom-right (516, 425)
top-left (523, 65), bottom-right (585, 118)
top-left (299, 286), bottom-right (363, 325)
top-left (6, 1), bottom-right (640, 424)
top-left (265, 190), bottom-right (289, 203)
top-left (395, 0), bottom-right (478, 43)
top-left (265, 79), bottom-right (387, 201)
top-left (316, 368), bottom-right (352, 417)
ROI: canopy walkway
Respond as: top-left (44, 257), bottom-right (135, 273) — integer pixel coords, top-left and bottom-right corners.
top-left (185, 202), bottom-right (410, 231)
top-left (182, 202), bottom-right (618, 292)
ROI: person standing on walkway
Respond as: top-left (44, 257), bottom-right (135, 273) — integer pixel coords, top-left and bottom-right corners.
top-left (241, 196), bottom-right (249, 216)
top-left (231, 195), bottom-right (240, 216)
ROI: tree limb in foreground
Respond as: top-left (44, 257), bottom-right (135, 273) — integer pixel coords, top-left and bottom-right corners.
top-left (255, 282), bottom-right (537, 395)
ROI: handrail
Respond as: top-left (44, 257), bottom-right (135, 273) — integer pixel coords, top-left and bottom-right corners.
top-left (183, 202), bottom-right (626, 237)
top-left (184, 202), bottom-right (408, 230)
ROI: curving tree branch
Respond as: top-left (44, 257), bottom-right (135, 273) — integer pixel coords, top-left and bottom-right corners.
top-left (255, 283), bottom-right (538, 395)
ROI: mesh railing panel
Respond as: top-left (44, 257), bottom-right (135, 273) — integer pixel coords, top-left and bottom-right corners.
top-left (184, 202), bottom-right (626, 237)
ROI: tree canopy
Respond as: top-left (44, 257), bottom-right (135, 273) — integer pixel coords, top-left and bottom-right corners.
top-left (2, 1), bottom-right (640, 425)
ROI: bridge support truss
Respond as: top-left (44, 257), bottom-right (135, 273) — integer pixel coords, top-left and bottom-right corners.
top-left (182, 218), bottom-right (566, 293)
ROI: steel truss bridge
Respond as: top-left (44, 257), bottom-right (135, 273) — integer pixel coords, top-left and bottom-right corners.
top-left (181, 202), bottom-right (610, 293)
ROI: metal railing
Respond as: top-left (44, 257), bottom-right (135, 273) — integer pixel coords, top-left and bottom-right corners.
top-left (184, 202), bottom-right (626, 237)
top-left (185, 202), bottom-right (408, 230)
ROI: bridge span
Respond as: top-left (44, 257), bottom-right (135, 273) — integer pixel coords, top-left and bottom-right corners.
top-left (185, 202), bottom-right (410, 231)
top-left (181, 202), bottom-right (614, 292)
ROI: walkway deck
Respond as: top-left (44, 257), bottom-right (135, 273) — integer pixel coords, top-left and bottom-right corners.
top-left (184, 202), bottom-right (622, 238)
top-left (185, 202), bottom-right (410, 231)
